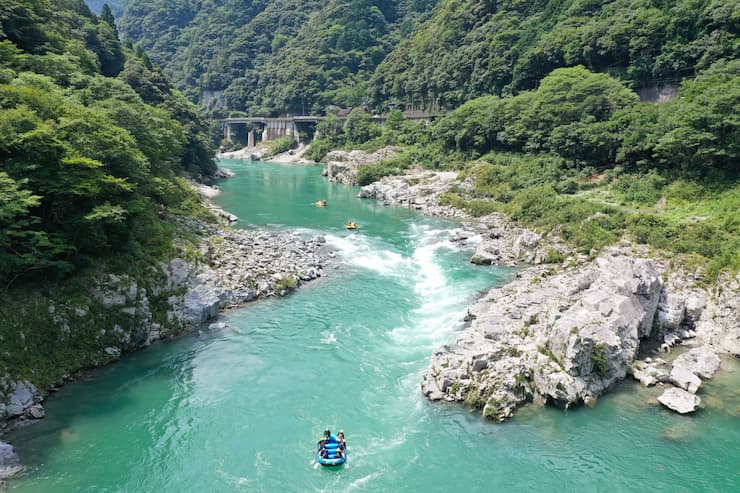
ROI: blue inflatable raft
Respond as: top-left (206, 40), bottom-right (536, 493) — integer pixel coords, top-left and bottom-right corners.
top-left (316, 435), bottom-right (346, 466)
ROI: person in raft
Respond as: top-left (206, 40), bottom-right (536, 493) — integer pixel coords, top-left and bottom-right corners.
top-left (337, 430), bottom-right (346, 450)
top-left (319, 448), bottom-right (329, 459)
top-left (317, 437), bottom-right (326, 450)
top-left (335, 447), bottom-right (344, 459)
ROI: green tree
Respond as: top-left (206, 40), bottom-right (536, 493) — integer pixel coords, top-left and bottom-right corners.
top-left (343, 108), bottom-right (380, 144)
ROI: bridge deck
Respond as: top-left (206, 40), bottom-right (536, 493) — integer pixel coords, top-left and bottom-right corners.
top-left (216, 111), bottom-right (444, 125)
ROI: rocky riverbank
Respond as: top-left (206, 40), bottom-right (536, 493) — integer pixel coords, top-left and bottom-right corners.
top-left (322, 147), bottom-right (402, 185)
top-left (217, 146), bottom-right (266, 161)
top-left (0, 192), bottom-right (327, 480)
top-left (421, 244), bottom-right (737, 420)
top-left (352, 168), bottom-right (738, 420)
top-left (359, 170), bottom-right (569, 266)
top-left (217, 144), bottom-right (312, 164)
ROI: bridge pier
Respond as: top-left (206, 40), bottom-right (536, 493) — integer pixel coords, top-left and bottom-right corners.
top-left (247, 130), bottom-right (255, 148)
top-left (261, 118), bottom-right (299, 143)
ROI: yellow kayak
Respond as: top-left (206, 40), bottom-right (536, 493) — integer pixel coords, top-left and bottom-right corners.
top-left (345, 222), bottom-right (358, 230)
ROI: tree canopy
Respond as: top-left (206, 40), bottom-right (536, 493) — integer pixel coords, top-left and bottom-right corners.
top-left (0, 0), bottom-right (215, 285)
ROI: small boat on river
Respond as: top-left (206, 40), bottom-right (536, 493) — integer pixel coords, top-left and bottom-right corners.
top-left (315, 200), bottom-right (327, 207)
top-left (316, 430), bottom-right (347, 467)
top-left (345, 221), bottom-right (358, 230)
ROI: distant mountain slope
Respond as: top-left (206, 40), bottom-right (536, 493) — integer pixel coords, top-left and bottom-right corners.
top-left (112, 0), bottom-right (437, 115)
top-left (368, 0), bottom-right (739, 109)
top-left (110, 0), bottom-right (737, 115)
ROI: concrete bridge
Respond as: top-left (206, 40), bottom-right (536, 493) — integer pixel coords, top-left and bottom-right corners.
top-left (215, 111), bottom-right (444, 145)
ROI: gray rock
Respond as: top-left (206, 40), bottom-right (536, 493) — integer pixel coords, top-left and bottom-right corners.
top-left (104, 347), bottom-right (121, 358)
top-left (670, 366), bottom-right (702, 394)
top-left (24, 403), bottom-right (45, 420)
top-left (164, 258), bottom-right (192, 290)
top-left (183, 284), bottom-right (220, 324)
top-left (5, 381), bottom-right (40, 417)
top-left (358, 171), bottom-right (466, 218)
top-left (684, 292), bottom-right (706, 322)
top-left (656, 291), bottom-right (686, 330)
top-left (421, 246), bottom-right (663, 421)
top-left (673, 346), bottom-right (721, 380)
top-left (663, 271), bottom-right (738, 356)
top-left (658, 387), bottom-right (701, 414)
top-left (324, 147), bottom-right (402, 185)
top-left (214, 167), bottom-right (235, 178)
top-left (0, 441), bottom-right (23, 480)
top-left (632, 360), bottom-right (669, 387)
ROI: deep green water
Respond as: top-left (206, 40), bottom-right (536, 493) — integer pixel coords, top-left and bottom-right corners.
top-left (8, 161), bottom-right (740, 492)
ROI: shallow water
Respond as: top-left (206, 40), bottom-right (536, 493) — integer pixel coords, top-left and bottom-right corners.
top-left (8, 161), bottom-right (740, 492)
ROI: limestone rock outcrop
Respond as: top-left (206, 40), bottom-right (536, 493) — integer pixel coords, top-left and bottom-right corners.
top-left (672, 346), bottom-right (721, 379)
top-left (422, 247), bottom-right (663, 421)
top-left (358, 170), bottom-right (465, 217)
top-left (2, 381), bottom-right (42, 419)
top-left (323, 147), bottom-right (402, 185)
top-left (0, 440), bottom-right (23, 481)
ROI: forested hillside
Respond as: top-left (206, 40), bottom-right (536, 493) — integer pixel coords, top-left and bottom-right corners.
top-left (109, 0), bottom-right (737, 115)
top-left (369, 0), bottom-right (738, 108)
top-left (306, 58), bottom-right (738, 276)
top-left (109, 0), bottom-right (437, 115)
top-left (0, 0), bottom-right (215, 286)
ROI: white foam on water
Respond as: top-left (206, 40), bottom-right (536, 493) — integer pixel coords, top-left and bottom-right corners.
top-left (324, 234), bottom-right (410, 277)
top-left (387, 225), bottom-right (473, 350)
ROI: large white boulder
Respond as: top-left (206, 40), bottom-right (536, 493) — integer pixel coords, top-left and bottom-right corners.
top-left (658, 387), bottom-right (701, 414)
top-left (672, 346), bottom-right (721, 380)
top-left (670, 366), bottom-right (702, 394)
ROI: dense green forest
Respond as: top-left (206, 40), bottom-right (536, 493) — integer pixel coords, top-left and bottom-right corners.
top-left (370, 0), bottom-right (739, 109)
top-left (107, 0), bottom-right (437, 115)
top-left (109, 0), bottom-right (737, 115)
top-left (0, 0), bottom-right (215, 287)
top-left (85, 0), bottom-right (739, 276)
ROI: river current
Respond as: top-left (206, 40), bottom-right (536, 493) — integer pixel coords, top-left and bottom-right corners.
top-left (8, 160), bottom-right (739, 492)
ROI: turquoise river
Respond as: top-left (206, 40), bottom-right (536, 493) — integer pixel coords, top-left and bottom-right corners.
top-left (8, 160), bottom-right (740, 492)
